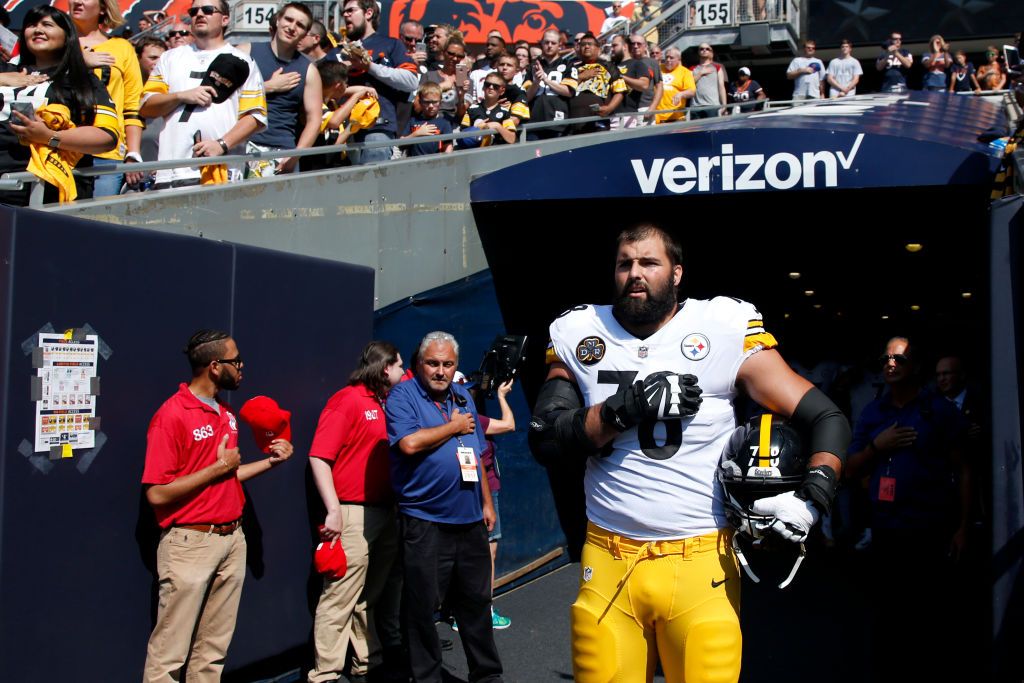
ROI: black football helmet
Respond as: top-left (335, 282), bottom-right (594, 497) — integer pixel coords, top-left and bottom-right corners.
top-left (717, 413), bottom-right (810, 588)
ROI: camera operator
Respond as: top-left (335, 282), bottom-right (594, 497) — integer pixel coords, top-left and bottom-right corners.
top-left (875, 31), bottom-right (913, 93)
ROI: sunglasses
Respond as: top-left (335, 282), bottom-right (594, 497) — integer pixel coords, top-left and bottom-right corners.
top-left (402, 35), bottom-right (418, 44)
top-left (216, 355), bottom-right (244, 368)
top-left (168, 30), bottom-right (190, 38)
top-left (187, 5), bottom-right (223, 17)
top-left (879, 353), bottom-right (910, 366)
top-left (699, 46), bottom-right (711, 51)
top-left (483, 82), bottom-right (503, 90)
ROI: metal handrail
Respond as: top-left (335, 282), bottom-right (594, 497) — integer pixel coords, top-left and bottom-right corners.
top-left (3, 91), bottom-right (1015, 205)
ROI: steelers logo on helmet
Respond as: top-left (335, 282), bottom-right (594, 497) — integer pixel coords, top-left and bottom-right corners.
top-left (717, 413), bottom-right (810, 588)
top-left (576, 336), bottom-right (606, 366)
top-left (718, 413), bottom-right (807, 536)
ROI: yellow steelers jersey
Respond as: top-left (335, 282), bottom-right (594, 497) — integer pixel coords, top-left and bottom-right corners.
top-left (87, 37), bottom-right (143, 160)
top-left (548, 297), bottom-right (777, 540)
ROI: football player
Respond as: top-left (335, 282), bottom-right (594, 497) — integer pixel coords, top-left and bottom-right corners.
top-left (529, 223), bottom-right (850, 683)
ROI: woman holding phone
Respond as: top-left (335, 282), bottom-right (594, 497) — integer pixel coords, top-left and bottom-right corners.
top-left (421, 34), bottom-right (470, 126)
top-left (70, 0), bottom-right (145, 196)
top-left (0, 6), bottom-right (118, 206)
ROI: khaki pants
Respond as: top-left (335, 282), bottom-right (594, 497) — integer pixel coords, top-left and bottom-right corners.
top-left (143, 526), bottom-right (246, 683)
top-left (308, 504), bottom-right (399, 682)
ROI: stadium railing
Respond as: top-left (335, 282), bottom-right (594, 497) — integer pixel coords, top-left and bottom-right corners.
top-left (0, 91), bottom-right (1015, 207)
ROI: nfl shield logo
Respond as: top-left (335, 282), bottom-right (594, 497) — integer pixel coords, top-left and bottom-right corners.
top-left (638, 346), bottom-right (649, 358)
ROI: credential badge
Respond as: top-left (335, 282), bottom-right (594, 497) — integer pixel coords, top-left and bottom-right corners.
top-left (681, 333), bottom-right (711, 361)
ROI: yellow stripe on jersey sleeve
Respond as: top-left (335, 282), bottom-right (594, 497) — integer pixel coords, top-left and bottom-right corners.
top-left (743, 332), bottom-right (778, 353)
top-left (238, 93), bottom-right (267, 117)
top-left (510, 101), bottom-right (530, 119)
top-left (142, 75), bottom-right (168, 95)
top-left (545, 342), bottom-right (561, 364)
top-left (502, 117), bottom-right (516, 131)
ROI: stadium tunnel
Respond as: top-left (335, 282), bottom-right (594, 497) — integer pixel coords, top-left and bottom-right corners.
top-left (470, 91), bottom-right (1023, 677)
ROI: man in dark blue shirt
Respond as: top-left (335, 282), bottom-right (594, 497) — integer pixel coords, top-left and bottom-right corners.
top-left (386, 331), bottom-right (503, 683)
top-left (326, 0), bottom-right (419, 164)
top-left (846, 336), bottom-right (969, 683)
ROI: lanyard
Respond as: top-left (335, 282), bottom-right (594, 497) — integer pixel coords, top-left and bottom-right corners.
top-left (433, 397), bottom-right (466, 447)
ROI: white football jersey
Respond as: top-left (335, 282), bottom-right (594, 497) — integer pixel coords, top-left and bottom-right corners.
top-left (548, 297), bottom-right (777, 540)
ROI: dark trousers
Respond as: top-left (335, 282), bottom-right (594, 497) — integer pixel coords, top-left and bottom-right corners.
top-left (400, 514), bottom-right (503, 683)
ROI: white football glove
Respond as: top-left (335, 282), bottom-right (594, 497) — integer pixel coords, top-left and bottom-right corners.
top-left (750, 491), bottom-right (819, 543)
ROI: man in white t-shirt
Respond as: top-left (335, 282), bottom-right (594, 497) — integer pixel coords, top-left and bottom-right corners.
top-left (786, 39), bottom-right (825, 100)
top-left (827, 39), bottom-right (863, 98)
top-left (140, 0), bottom-right (267, 188)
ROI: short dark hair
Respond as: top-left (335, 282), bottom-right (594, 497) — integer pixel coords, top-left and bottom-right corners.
top-left (318, 59), bottom-right (349, 87)
top-left (278, 2), bottom-right (313, 29)
top-left (349, 341), bottom-right (400, 402)
top-left (184, 329), bottom-right (231, 372)
top-left (346, 0), bottom-right (378, 29)
top-left (135, 36), bottom-right (166, 56)
top-left (616, 223), bottom-right (683, 268)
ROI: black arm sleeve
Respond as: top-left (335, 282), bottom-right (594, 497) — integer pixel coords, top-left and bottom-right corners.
top-left (528, 377), bottom-right (596, 465)
top-left (789, 387), bottom-right (851, 514)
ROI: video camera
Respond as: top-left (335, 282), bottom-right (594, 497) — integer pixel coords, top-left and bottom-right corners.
top-left (470, 334), bottom-right (527, 398)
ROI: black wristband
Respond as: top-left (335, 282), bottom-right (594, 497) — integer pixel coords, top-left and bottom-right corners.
top-left (217, 138), bottom-right (229, 154)
top-left (795, 465), bottom-right (838, 515)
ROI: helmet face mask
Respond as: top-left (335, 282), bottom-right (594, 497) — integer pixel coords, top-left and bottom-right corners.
top-left (718, 413), bottom-right (810, 587)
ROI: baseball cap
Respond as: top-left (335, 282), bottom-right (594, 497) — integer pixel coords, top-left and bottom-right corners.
top-left (201, 53), bottom-right (250, 104)
top-left (739, 66), bottom-right (751, 76)
top-left (239, 396), bottom-right (292, 453)
top-left (314, 533), bottom-right (348, 579)
top-left (349, 96), bottom-right (381, 133)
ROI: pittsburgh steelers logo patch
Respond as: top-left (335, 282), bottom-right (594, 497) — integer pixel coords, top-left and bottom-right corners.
top-left (681, 333), bottom-right (710, 361)
top-left (576, 336), bottom-right (606, 365)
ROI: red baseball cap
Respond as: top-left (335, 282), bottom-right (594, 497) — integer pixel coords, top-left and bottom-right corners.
top-left (239, 396), bottom-right (292, 453)
top-left (314, 531), bottom-right (347, 579)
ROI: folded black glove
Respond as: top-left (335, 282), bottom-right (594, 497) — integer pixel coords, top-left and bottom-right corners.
top-left (600, 371), bottom-right (702, 431)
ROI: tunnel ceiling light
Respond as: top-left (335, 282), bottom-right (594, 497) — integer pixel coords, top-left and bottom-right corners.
top-left (803, 290), bottom-right (815, 296)
top-left (905, 243), bottom-right (924, 253)
top-left (788, 272), bottom-right (801, 279)
top-left (910, 305), bottom-right (921, 311)
top-left (784, 313), bottom-right (791, 319)
top-left (813, 304), bottom-right (823, 309)
top-left (881, 315), bottom-right (890, 320)
top-left (961, 292), bottom-right (972, 299)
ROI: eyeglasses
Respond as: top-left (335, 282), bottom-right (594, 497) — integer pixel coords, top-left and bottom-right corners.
top-left (216, 355), bottom-right (243, 368)
top-left (483, 82), bottom-right (503, 90)
top-left (879, 354), bottom-right (909, 366)
top-left (401, 35), bottom-right (418, 44)
top-left (168, 30), bottom-right (190, 38)
top-left (699, 46), bottom-right (711, 51)
top-left (187, 5), bottom-right (223, 17)
top-left (420, 99), bottom-right (441, 105)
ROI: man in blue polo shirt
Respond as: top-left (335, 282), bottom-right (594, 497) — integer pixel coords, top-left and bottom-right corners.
top-left (386, 331), bottom-right (503, 683)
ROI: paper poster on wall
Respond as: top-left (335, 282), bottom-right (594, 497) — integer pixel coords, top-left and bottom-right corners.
top-left (34, 333), bottom-right (98, 453)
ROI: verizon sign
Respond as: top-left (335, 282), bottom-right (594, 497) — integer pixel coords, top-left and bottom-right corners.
top-left (631, 133), bottom-right (865, 194)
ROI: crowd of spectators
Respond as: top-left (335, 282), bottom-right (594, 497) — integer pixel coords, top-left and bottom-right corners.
top-left (0, 0), bottom-right (1017, 204)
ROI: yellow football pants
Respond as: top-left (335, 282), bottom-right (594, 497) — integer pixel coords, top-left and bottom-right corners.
top-left (572, 523), bottom-right (742, 683)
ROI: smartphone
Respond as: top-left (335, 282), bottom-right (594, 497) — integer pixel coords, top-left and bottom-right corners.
top-left (1004, 45), bottom-right (1021, 76)
top-left (456, 63), bottom-right (469, 83)
top-left (10, 100), bottom-right (35, 119)
top-left (415, 40), bottom-right (426, 54)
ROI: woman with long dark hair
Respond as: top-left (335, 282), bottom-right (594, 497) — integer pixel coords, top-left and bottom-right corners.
top-left (70, 0), bottom-right (145, 196)
top-left (0, 5), bottom-right (118, 206)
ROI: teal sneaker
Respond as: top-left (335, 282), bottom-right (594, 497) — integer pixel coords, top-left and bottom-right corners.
top-left (491, 607), bottom-right (511, 630)
top-left (450, 619), bottom-right (458, 632)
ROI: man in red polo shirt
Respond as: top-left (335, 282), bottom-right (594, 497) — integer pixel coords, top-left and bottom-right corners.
top-left (142, 329), bottom-right (294, 683)
top-left (308, 340), bottom-right (406, 683)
